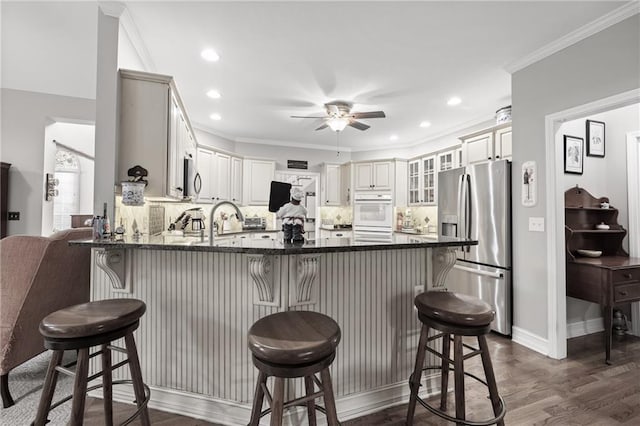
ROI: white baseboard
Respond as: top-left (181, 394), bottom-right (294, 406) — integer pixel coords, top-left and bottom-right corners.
top-left (108, 374), bottom-right (441, 425)
top-left (566, 317), bottom-right (604, 339)
top-left (512, 326), bottom-right (549, 355)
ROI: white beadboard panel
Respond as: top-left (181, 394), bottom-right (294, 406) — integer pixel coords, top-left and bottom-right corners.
top-left (91, 247), bottom-right (435, 414)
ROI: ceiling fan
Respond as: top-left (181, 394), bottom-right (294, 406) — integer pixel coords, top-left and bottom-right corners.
top-left (291, 101), bottom-right (386, 132)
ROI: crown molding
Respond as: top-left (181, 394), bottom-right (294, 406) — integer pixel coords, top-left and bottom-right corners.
top-left (236, 136), bottom-right (353, 153)
top-left (119, 7), bottom-right (157, 72)
top-left (349, 114), bottom-right (496, 153)
top-left (191, 122), bottom-right (241, 143)
top-left (505, 1), bottom-right (640, 74)
top-left (98, 1), bottom-right (125, 18)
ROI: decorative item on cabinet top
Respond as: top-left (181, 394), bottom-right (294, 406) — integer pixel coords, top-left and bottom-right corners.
top-left (121, 165), bottom-right (148, 206)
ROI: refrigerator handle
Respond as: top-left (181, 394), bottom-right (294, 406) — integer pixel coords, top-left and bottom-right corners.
top-left (465, 174), bottom-right (472, 252)
top-left (456, 174), bottom-right (464, 250)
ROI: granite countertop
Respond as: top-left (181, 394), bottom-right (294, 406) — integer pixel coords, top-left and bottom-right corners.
top-left (71, 233), bottom-right (477, 255)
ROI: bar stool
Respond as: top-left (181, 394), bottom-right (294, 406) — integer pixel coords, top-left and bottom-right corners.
top-left (33, 299), bottom-right (151, 426)
top-left (407, 291), bottom-right (506, 426)
top-left (247, 311), bottom-right (341, 426)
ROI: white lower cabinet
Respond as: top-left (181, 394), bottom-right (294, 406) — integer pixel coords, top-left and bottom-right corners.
top-left (319, 229), bottom-right (352, 239)
top-left (243, 159), bottom-right (276, 205)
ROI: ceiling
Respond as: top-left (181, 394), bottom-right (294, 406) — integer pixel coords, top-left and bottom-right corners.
top-left (2, 1), bottom-right (629, 152)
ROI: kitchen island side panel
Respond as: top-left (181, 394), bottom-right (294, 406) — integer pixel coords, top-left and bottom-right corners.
top-left (91, 247), bottom-right (428, 405)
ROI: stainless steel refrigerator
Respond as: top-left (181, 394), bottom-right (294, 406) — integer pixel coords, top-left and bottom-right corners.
top-left (438, 160), bottom-right (512, 335)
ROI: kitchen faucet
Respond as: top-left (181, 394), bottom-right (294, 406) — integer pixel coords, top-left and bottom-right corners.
top-left (208, 201), bottom-right (245, 243)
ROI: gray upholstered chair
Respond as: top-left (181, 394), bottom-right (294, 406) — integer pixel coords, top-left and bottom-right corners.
top-left (0, 228), bottom-right (92, 408)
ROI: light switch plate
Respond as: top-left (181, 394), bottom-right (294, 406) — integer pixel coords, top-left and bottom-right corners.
top-left (529, 217), bottom-right (545, 232)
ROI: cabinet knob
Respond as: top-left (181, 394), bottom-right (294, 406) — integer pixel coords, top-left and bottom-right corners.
top-left (624, 273), bottom-right (633, 279)
top-left (619, 291), bottom-right (628, 296)
top-left (488, 157), bottom-right (492, 160)
top-left (496, 155), bottom-right (500, 159)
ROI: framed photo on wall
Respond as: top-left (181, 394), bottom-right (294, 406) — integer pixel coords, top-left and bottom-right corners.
top-left (564, 135), bottom-right (583, 175)
top-left (586, 119), bottom-right (605, 157)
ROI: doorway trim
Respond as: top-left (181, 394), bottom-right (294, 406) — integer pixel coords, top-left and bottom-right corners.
top-left (627, 130), bottom-right (640, 335)
top-left (545, 88), bottom-right (640, 359)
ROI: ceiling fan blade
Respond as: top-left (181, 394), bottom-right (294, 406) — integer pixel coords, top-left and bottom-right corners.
top-left (315, 123), bottom-right (329, 131)
top-left (348, 120), bottom-right (370, 131)
top-left (291, 115), bottom-right (327, 119)
top-left (351, 111), bottom-right (386, 119)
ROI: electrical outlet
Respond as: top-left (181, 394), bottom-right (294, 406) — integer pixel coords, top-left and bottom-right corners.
top-left (529, 217), bottom-right (544, 232)
top-left (7, 212), bottom-right (20, 220)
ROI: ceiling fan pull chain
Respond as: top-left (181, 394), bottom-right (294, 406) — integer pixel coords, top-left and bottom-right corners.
top-left (336, 131), bottom-right (341, 157)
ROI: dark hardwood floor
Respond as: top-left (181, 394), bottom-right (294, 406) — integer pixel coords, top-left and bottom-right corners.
top-left (84, 332), bottom-right (640, 425)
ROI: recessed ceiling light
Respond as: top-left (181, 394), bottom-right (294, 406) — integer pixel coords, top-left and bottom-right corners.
top-left (210, 113), bottom-right (221, 121)
top-left (390, 134), bottom-right (398, 141)
top-left (447, 97), bottom-right (462, 106)
top-left (419, 121), bottom-right (432, 128)
top-left (206, 89), bottom-right (221, 99)
top-left (201, 49), bottom-right (220, 62)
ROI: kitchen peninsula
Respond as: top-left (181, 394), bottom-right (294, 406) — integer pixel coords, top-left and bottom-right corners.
top-left (75, 235), bottom-right (476, 424)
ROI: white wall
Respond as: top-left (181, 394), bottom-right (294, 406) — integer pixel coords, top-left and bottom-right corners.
top-left (118, 22), bottom-right (147, 71)
top-left (511, 14), bottom-right (640, 340)
top-left (1, 89), bottom-right (96, 236)
top-left (560, 103), bottom-right (640, 325)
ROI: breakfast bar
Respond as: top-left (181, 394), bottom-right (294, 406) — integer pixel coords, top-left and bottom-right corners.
top-left (74, 235), bottom-right (476, 425)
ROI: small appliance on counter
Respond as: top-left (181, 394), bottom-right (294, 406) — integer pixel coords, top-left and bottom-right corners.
top-left (243, 217), bottom-right (266, 230)
top-left (169, 207), bottom-right (206, 234)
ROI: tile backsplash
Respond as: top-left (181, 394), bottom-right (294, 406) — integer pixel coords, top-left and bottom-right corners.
top-left (395, 205), bottom-right (438, 233)
top-left (115, 197), bottom-right (276, 235)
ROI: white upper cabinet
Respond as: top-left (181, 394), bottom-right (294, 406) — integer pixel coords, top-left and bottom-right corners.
top-left (461, 123), bottom-right (512, 165)
top-left (195, 147), bottom-right (243, 204)
top-left (322, 163), bottom-right (341, 206)
top-left (118, 69), bottom-right (197, 200)
top-left (243, 158), bottom-right (275, 205)
top-left (407, 155), bottom-right (436, 206)
top-left (353, 160), bottom-right (393, 191)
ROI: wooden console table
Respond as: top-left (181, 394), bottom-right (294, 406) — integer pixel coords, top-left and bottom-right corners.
top-left (565, 186), bottom-right (640, 364)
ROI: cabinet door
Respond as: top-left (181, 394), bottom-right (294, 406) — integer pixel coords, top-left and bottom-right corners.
top-left (213, 152), bottom-right (231, 201)
top-left (340, 163), bottom-right (351, 205)
top-left (167, 94), bottom-right (183, 198)
top-left (372, 161), bottom-right (392, 190)
top-left (324, 164), bottom-right (341, 205)
top-left (408, 160), bottom-right (421, 205)
top-left (196, 147), bottom-right (214, 202)
top-left (495, 127), bottom-right (512, 160)
top-left (354, 163), bottom-right (373, 191)
top-left (438, 151), bottom-right (455, 172)
top-left (422, 156), bottom-right (435, 204)
top-left (231, 156), bottom-right (243, 204)
top-left (243, 159), bottom-right (275, 205)
top-left (465, 132), bottom-right (494, 165)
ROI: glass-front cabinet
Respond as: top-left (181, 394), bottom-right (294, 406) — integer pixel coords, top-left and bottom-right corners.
top-left (408, 155), bottom-right (435, 206)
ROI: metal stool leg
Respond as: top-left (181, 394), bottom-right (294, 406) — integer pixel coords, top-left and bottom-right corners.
top-left (34, 350), bottom-right (64, 426)
top-left (478, 335), bottom-right (505, 426)
top-left (320, 368), bottom-right (339, 426)
top-left (406, 324), bottom-right (430, 425)
top-left (440, 333), bottom-right (451, 411)
top-left (305, 375), bottom-right (318, 426)
top-left (102, 344), bottom-right (113, 426)
top-left (70, 348), bottom-right (90, 426)
top-left (249, 371), bottom-right (268, 426)
top-left (124, 332), bottom-right (151, 426)
top-left (270, 377), bottom-right (285, 426)
top-left (453, 335), bottom-right (465, 426)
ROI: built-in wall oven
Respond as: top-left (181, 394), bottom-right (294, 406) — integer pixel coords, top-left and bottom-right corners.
top-left (353, 192), bottom-right (393, 242)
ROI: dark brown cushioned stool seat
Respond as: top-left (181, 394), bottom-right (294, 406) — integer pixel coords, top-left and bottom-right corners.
top-left (248, 311), bottom-right (340, 365)
top-left (33, 299), bottom-right (150, 426)
top-left (407, 291), bottom-right (506, 426)
top-left (414, 291), bottom-right (494, 328)
top-left (247, 311), bottom-right (341, 426)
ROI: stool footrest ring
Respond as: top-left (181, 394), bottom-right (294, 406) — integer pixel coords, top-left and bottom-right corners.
top-left (409, 366), bottom-right (506, 426)
top-left (41, 379), bottom-right (151, 426)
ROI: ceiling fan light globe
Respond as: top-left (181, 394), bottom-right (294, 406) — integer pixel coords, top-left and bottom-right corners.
top-left (328, 117), bottom-right (348, 132)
